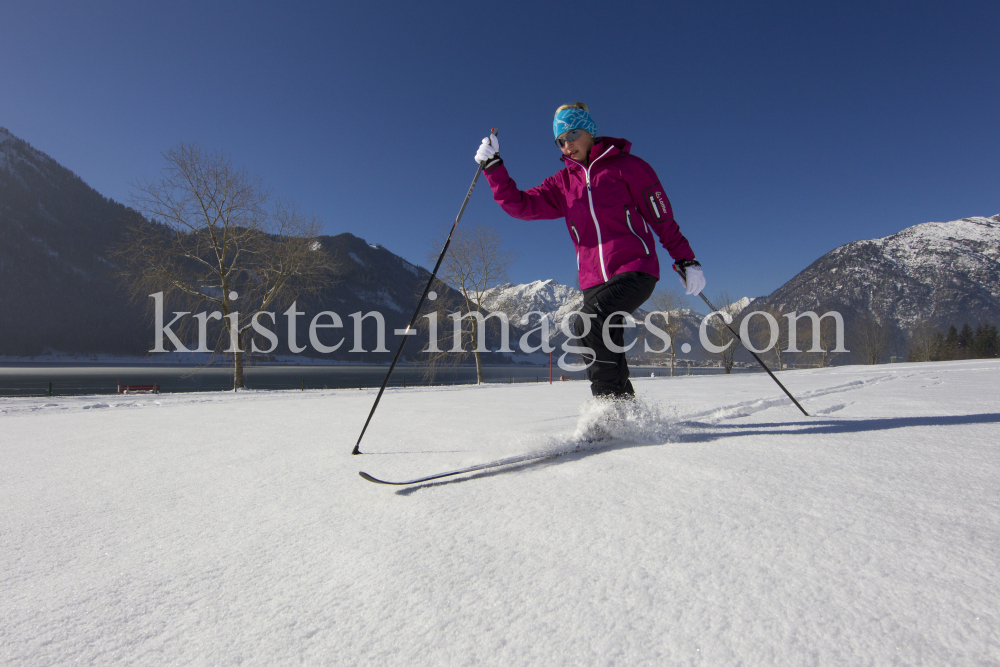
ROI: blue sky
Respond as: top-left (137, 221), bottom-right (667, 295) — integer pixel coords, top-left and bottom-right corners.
top-left (3, 0), bottom-right (998, 300)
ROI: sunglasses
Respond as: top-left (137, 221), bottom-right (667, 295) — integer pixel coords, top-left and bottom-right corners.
top-left (555, 129), bottom-right (586, 148)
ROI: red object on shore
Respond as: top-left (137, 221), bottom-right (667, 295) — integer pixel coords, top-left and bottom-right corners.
top-left (117, 382), bottom-right (160, 395)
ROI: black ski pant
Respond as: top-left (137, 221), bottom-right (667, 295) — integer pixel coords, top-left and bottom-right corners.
top-left (574, 271), bottom-right (658, 399)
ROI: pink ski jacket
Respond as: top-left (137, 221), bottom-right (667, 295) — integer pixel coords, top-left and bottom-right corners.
top-left (484, 137), bottom-right (696, 290)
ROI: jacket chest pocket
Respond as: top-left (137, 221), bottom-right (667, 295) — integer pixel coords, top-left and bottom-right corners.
top-left (624, 206), bottom-right (650, 255)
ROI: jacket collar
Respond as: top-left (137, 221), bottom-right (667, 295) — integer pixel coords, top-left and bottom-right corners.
top-left (561, 137), bottom-right (632, 168)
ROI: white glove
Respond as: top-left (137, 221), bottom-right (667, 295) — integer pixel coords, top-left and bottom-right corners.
top-left (678, 265), bottom-right (706, 296)
top-left (475, 134), bottom-right (500, 167)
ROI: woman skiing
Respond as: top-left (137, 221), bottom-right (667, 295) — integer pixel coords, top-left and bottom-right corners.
top-left (475, 103), bottom-right (705, 399)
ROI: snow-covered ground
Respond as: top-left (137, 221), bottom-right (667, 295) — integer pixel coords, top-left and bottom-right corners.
top-left (2, 360), bottom-right (998, 665)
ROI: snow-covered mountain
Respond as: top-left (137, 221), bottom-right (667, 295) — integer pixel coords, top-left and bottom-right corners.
top-left (482, 280), bottom-right (584, 342)
top-left (719, 296), bottom-right (754, 319)
top-left (481, 279), bottom-right (731, 361)
top-left (481, 215), bottom-right (1000, 364)
top-left (758, 215), bottom-right (1000, 346)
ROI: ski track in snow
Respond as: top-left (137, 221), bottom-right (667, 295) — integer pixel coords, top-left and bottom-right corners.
top-left (677, 374), bottom-right (895, 424)
top-left (1, 360), bottom-right (999, 665)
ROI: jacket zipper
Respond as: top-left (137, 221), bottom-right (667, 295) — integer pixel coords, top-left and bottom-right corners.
top-left (624, 206), bottom-right (650, 255)
top-left (649, 195), bottom-right (661, 218)
top-left (571, 224), bottom-right (580, 269)
top-left (580, 146), bottom-right (615, 282)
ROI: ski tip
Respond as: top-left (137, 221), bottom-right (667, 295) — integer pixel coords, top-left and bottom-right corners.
top-left (359, 471), bottom-right (392, 485)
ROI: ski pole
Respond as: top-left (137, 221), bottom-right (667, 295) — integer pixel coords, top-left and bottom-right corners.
top-left (676, 265), bottom-right (810, 417)
top-left (352, 130), bottom-right (498, 455)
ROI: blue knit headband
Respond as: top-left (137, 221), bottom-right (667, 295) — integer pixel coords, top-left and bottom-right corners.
top-left (553, 108), bottom-right (597, 140)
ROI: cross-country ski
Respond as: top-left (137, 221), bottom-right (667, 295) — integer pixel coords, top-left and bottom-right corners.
top-left (359, 451), bottom-right (561, 485)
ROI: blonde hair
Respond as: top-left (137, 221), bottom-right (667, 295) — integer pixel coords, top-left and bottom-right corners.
top-left (555, 102), bottom-right (589, 115)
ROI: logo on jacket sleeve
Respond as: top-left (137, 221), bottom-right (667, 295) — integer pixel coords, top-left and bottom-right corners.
top-left (655, 192), bottom-right (669, 219)
top-left (642, 183), bottom-right (666, 221)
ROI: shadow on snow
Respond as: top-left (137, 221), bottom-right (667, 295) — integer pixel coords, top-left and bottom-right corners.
top-left (393, 412), bottom-right (1000, 495)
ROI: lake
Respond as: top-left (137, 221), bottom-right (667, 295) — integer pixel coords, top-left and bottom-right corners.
top-left (0, 362), bottom-right (758, 396)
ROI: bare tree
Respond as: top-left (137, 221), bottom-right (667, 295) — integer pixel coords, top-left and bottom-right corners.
top-left (906, 319), bottom-right (939, 363)
top-left (704, 291), bottom-right (744, 374)
top-left (853, 312), bottom-right (890, 365)
top-left (812, 309), bottom-right (845, 367)
top-left (116, 143), bottom-right (337, 389)
top-left (429, 223), bottom-right (517, 384)
top-left (780, 307), bottom-right (849, 368)
top-left (645, 286), bottom-right (686, 376)
top-left (415, 280), bottom-right (469, 385)
top-left (743, 304), bottom-right (789, 371)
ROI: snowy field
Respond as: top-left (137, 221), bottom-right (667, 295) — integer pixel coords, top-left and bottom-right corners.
top-left (2, 360), bottom-right (998, 666)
